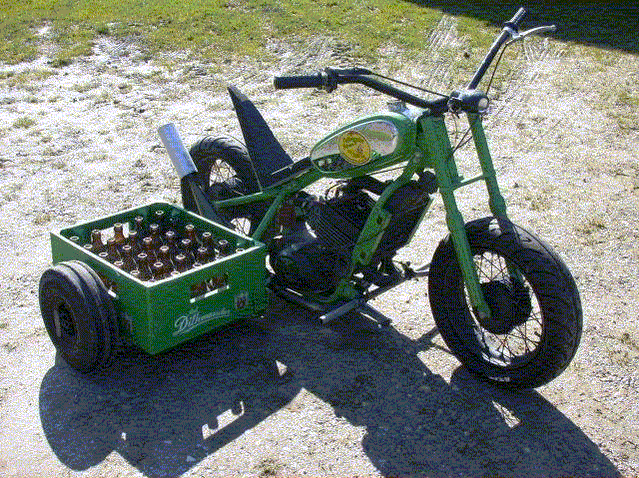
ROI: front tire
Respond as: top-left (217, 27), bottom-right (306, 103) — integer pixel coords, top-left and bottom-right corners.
top-left (428, 217), bottom-right (582, 389)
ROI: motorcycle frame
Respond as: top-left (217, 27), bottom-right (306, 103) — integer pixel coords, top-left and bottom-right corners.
top-left (205, 110), bottom-right (506, 318)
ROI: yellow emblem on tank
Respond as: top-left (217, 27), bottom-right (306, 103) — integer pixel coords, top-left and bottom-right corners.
top-left (338, 131), bottom-right (372, 166)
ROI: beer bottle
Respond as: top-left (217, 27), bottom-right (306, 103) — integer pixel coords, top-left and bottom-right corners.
top-left (90, 230), bottom-right (105, 253)
top-left (113, 222), bottom-right (127, 248)
top-left (174, 253), bottom-right (189, 273)
top-left (191, 282), bottom-right (207, 298)
top-left (217, 238), bottom-right (233, 257)
top-left (121, 244), bottom-right (136, 272)
top-left (149, 223), bottom-right (163, 249)
top-left (136, 252), bottom-right (152, 281)
top-left (196, 246), bottom-right (211, 265)
top-left (152, 261), bottom-right (167, 280)
top-left (130, 269), bottom-right (141, 281)
top-left (180, 238), bottom-right (195, 264)
top-left (209, 273), bottom-right (227, 290)
top-left (142, 236), bottom-right (158, 263)
top-left (185, 223), bottom-right (199, 246)
top-left (134, 215), bottom-right (146, 236)
top-left (190, 262), bottom-right (207, 298)
top-left (154, 209), bottom-right (166, 232)
top-left (83, 243), bottom-right (94, 253)
top-left (201, 232), bottom-right (217, 258)
top-left (158, 245), bottom-right (173, 272)
top-left (69, 235), bottom-right (81, 245)
top-left (106, 238), bottom-right (121, 262)
top-left (128, 230), bottom-right (142, 255)
top-left (164, 230), bottom-right (178, 255)
top-left (113, 260), bottom-right (125, 271)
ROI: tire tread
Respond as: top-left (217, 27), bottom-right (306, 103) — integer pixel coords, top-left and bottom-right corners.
top-left (428, 217), bottom-right (582, 389)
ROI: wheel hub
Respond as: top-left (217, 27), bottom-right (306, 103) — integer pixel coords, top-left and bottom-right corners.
top-left (478, 279), bottom-right (532, 335)
top-left (53, 302), bottom-right (76, 338)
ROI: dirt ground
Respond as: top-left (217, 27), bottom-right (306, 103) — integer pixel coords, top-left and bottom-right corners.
top-left (0, 17), bottom-right (638, 477)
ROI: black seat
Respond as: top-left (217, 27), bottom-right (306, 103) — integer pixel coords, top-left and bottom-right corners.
top-left (228, 86), bottom-right (310, 190)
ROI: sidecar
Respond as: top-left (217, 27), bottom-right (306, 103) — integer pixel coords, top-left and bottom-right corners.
top-left (38, 202), bottom-right (268, 373)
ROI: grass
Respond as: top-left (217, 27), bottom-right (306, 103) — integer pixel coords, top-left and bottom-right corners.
top-left (0, 69), bottom-right (57, 87)
top-left (33, 211), bottom-right (52, 225)
top-left (0, 0), bottom-right (494, 66)
top-left (610, 90), bottom-right (639, 131)
top-left (257, 457), bottom-right (283, 477)
top-left (72, 81), bottom-right (100, 93)
top-left (12, 117), bottom-right (36, 129)
top-left (0, 1), bottom-right (635, 75)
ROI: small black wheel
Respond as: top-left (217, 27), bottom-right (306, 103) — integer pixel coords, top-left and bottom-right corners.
top-left (181, 135), bottom-right (266, 235)
top-left (39, 261), bottom-right (118, 373)
top-left (428, 217), bottom-right (582, 389)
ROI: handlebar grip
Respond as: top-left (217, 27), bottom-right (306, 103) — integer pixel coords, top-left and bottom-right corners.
top-left (274, 74), bottom-right (324, 90)
top-left (508, 7), bottom-right (526, 27)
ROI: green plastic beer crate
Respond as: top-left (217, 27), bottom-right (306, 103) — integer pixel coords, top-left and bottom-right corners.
top-left (50, 202), bottom-right (268, 354)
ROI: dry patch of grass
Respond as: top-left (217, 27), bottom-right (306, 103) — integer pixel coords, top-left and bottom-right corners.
top-left (12, 117), bottom-right (36, 129)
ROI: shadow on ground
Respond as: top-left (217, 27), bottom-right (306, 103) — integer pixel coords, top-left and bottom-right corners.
top-left (39, 296), bottom-right (619, 477)
top-left (407, 1), bottom-right (639, 53)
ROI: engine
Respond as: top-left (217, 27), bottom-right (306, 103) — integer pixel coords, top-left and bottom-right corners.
top-left (270, 172), bottom-right (437, 294)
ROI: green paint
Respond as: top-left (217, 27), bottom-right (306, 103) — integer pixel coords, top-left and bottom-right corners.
top-left (418, 115), bottom-right (491, 318)
top-left (52, 202), bottom-right (267, 354)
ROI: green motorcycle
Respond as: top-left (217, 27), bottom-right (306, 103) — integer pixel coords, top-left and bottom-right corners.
top-left (170, 8), bottom-right (582, 389)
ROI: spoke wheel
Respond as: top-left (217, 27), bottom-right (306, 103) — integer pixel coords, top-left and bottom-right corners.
top-left (181, 136), bottom-right (266, 236)
top-left (428, 217), bottom-right (582, 389)
top-left (470, 251), bottom-right (541, 368)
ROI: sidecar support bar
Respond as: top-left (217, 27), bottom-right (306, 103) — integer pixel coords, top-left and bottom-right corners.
top-left (357, 303), bottom-right (392, 327)
top-left (318, 298), bottom-right (391, 327)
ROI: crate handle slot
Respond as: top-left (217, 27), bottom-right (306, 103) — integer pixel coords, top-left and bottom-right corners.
top-left (190, 273), bottom-right (229, 303)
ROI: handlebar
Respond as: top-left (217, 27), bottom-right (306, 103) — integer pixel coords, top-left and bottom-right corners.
top-left (508, 7), bottom-right (527, 27)
top-left (466, 7), bottom-right (526, 89)
top-left (274, 67), bottom-right (449, 113)
top-left (273, 8), bottom-right (553, 114)
top-left (274, 73), bottom-right (325, 90)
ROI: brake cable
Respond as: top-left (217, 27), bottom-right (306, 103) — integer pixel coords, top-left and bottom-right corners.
top-left (485, 38), bottom-right (516, 97)
top-left (368, 71), bottom-right (449, 99)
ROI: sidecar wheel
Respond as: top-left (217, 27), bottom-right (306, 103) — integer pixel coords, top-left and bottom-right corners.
top-left (39, 261), bottom-right (117, 373)
top-left (181, 135), bottom-right (264, 235)
top-left (428, 217), bottom-right (582, 389)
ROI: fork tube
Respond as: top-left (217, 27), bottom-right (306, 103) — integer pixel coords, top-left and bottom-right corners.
top-left (420, 116), bottom-right (491, 318)
top-left (469, 114), bottom-right (524, 282)
top-left (468, 114), bottom-right (507, 218)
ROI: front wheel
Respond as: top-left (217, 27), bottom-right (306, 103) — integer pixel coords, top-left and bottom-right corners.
top-left (428, 217), bottom-right (582, 389)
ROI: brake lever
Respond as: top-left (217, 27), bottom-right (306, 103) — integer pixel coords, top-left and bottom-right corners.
top-left (508, 25), bottom-right (557, 44)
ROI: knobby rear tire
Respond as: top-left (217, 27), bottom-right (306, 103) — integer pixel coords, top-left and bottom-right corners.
top-left (428, 217), bottom-right (582, 389)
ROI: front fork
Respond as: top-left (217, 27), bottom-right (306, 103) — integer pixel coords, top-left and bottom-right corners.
top-left (421, 114), bottom-right (508, 319)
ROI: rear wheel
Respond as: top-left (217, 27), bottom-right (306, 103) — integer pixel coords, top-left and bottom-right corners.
top-left (181, 136), bottom-right (265, 235)
top-left (39, 261), bottom-right (118, 373)
top-left (428, 217), bottom-right (582, 389)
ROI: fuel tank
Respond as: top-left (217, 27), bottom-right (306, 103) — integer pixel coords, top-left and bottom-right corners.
top-left (310, 112), bottom-right (416, 177)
